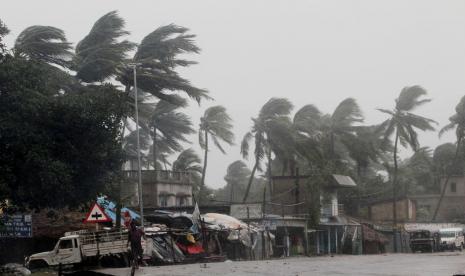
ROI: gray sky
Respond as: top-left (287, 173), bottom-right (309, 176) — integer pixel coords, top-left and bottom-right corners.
top-left (3, 0), bottom-right (465, 188)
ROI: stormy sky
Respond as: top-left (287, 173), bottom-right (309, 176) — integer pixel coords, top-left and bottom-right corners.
top-left (2, 0), bottom-right (465, 188)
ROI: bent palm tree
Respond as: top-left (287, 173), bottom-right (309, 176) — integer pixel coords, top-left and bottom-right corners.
top-left (293, 98), bottom-right (363, 171)
top-left (432, 95), bottom-right (465, 221)
top-left (150, 99), bottom-right (194, 169)
top-left (378, 86), bottom-right (436, 251)
top-left (15, 25), bottom-right (73, 68)
top-left (241, 98), bottom-right (293, 203)
top-left (173, 148), bottom-right (203, 192)
top-left (74, 11), bottom-right (135, 83)
top-left (199, 106), bottom-right (234, 188)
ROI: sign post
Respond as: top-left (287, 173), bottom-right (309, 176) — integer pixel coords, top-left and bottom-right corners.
top-left (83, 203), bottom-right (112, 231)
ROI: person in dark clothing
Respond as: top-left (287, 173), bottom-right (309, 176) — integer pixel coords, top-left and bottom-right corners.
top-left (127, 220), bottom-right (145, 268)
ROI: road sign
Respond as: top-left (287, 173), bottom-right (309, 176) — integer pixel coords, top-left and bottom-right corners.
top-left (0, 214), bottom-right (32, 238)
top-left (84, 203), bottom-right (112, 223)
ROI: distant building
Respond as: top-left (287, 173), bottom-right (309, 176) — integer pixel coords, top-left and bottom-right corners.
top-left (366, 176), bottom-right (465, 223)
top-left (122, 169), bottom-right (193, 208)
top-left (366, 198), bottom-right (416, 223)
top-left (270, 173), bottom-right (361, 255)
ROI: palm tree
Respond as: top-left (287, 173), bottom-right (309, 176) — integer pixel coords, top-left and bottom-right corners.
top-left (432, 95), bottom-right (465, 221)
top-left (293, 98), bottom-right (363, 172)
top-left (224, 161), bottom-right (251, 203)
top-left (378, 86), bottom-right (436, 251)
top-left (73, 11), bottom-right (135, 83)
top-left (241, 98), bottom-right (293, 203)
top-left (199, 106), bottom-right (234, 188)
top-left (149, 99), bottom-right (194, 170)
top-left (15, 25), bottom-right (73, 68)
top-left (172, 148), bottom-right (203, 194)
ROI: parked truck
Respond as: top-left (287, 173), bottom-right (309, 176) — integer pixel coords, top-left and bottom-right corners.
top-left (409, 230), bottom-right (439, 253)
top-left (439, 228), bottom-right (464, 251)
top-left (26, 229), bottom-right (130, 269)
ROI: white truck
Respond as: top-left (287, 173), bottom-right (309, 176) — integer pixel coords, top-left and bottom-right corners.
top-left (26, 229), bottom-right (130, 269)
top-left (439, 228), bottom-right (464, 251)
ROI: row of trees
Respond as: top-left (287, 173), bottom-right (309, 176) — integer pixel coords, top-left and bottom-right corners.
top-left (0, 11), bottom-right (212, 210)
top-left (2, 12), bottom-right (465, 230)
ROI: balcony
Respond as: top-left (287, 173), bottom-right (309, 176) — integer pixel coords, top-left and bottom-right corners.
top-left (123, 170), bottom-right (191, 185)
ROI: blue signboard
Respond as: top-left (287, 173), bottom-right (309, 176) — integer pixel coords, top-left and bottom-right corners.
top-left (0, 214), bottom-right (33, 238)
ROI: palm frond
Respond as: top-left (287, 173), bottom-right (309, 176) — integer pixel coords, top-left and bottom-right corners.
top-left (331, 98), bottom-right (363, 126)
top-left (259, 98), bottom-right (293, 121)
top-left (241, 132), bottom-right (253, 159)
top-left (74, 11), bottom-right (135, 82)
top-left (15, 25), bottom-right (72, 67)
top-left (396, 86), bottom-right (430, 111)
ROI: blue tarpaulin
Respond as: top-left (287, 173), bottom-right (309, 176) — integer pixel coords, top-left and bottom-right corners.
top-left (97, 197), bottom-right (140, 225)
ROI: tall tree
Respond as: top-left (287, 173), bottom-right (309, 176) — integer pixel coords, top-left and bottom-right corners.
top-left (224, 161), bottom-right (251, 203)
top-left (199, 106), bottom-right (234, 188)
top-left (293, 98), bottom-right (363, 172)
top-left (378, 86), bottom-right (436, 251)
top-left (432, 95), bottom-right (465, 221)
top-left (172, 148), bottom-right (203, 193)
top-left (149, 99), bottom-right (194, 169)
top-left (241, 98), bottom-right (293, 203)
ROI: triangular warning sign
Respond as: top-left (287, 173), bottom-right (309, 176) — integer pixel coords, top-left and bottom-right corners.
top-left (84, 203), bottom-right (112, 223)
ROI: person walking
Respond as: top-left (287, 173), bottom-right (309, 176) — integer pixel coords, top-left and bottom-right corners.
top-left (127, 220), bottom-right (145, 268)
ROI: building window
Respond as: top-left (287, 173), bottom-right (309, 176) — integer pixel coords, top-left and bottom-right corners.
top-left (159, 195), bottom-right (168, 207)
top-left (177, 196), bottom-right (188, 206)
top-left (450, 182), bottom-right (457, 193)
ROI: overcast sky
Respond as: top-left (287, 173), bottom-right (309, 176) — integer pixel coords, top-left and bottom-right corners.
top-left (2, 0), bottom-right (465, 188)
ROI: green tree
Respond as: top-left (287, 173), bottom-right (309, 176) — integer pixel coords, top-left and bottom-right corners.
top-left (432, 96), bottom-right (465, 221)
top-left (224, 161), bottom-right (251, 203)
top-left (241, 98), bottom-right (293, 203)
top-left (172, 148), bottom-right (203, 193)
top-left (0, 53), bottom-right (126, 209)
top-left (199, 106), bottom-right (234, 188)
top-left (378, 86), bottom-right (436, 251)
top-left (149, 99), bottom-right (194, 169)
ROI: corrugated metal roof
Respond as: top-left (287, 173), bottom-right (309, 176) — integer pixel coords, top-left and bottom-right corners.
top-left (332, 174), bottom-right (357, 187)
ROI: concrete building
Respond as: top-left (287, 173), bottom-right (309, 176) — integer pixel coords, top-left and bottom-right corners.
top-left (367, 198), bottom-right (417, 223)
top-left (270, 173), bottom-right (361, 255)
top-left (122, 170), bottom-right (193, 208)
top-left (366, 176), bottom-right (465, 223)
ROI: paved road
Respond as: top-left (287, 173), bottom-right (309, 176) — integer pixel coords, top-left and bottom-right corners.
top-left (97, 252), bottom-right (465, 276)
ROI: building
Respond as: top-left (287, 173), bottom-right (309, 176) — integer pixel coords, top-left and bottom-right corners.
top-left (366, 176), bottom-right (465, 223)
top-left (366, 198), bottom-right (416, 223)
top-left (122, 170), bottom-right (193, 208)
top-left (270, 173), bottom-right (361, 255)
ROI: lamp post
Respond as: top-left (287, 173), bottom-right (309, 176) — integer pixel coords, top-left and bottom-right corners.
top-left (130, 63), bottom-right (144, 228)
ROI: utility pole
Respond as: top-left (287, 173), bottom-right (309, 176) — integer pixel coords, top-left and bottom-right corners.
top-left (130, 63), bottom-right (144, 228)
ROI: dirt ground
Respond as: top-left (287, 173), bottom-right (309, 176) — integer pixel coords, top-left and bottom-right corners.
top-left (95, 252), bottom-right (465, 276)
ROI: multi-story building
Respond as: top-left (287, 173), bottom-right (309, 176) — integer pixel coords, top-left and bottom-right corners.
top-left (122, 169), bottom-right (193, 208)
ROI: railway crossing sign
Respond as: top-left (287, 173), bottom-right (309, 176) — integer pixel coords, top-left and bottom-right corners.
top-left (84, 203), bottom-right (112, 223)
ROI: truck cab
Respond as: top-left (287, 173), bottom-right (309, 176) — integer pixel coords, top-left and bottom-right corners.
top-left (439, 228), bottom-right (464, 251)
top-left (27, 235), bottom-right (82, 268)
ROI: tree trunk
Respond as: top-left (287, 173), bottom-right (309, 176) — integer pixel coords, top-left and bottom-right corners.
top-left (152, 129), bottom-right (157, 170)
top-left (432, 137), bottom-right (462, 221)
top-left (201, 131), bottom-right (209, 188)
top-left (392, 130), bottom-right (399, 253)
top-left (267, 147), bottom-right (273, 201)
top-left (243, 160), bottom-right (259, 203)
top-left (229, 181), bottom-right (234, 204)
top-left (356, 163), bottom-right (362, 218)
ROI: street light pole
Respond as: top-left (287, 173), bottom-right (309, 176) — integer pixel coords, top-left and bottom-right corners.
top-left (131, 63), bottom-right (144, 228)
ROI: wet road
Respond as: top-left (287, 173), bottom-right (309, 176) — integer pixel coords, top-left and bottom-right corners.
top-left (96, 252), bottom-right (465, 276)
